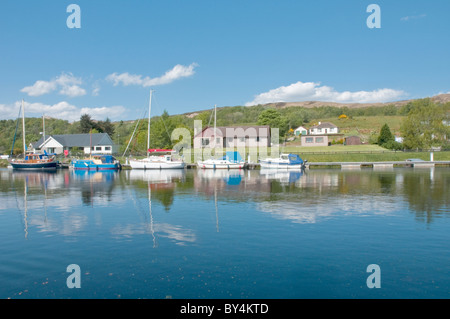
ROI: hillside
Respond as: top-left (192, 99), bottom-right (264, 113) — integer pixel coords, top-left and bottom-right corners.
top-left (183, 93), bottom-right (450, 117)
top-left (1, 94), bottom-right (448, 155)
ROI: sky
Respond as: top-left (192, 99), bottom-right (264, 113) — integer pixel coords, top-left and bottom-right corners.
top-left (0, 0), bottom-right (449, 122)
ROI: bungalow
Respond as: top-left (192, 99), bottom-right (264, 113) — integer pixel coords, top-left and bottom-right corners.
top-left (309, 122), bottom-right (339, 135)
top-left (193, 125), bottom-right (271, 149)
top-left (294, 126), bottom-right (308, 136)
top-left (301, 135), bottom-right (329, 147)
top-left (30, 133), bottom-right (116, 155)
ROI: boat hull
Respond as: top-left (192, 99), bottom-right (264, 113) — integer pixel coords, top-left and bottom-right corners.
top-left (197, 161), bottom-right (245, 169)
top-left (129, 159), bottom-right (185, 170)
top-left (9, 161), bottom-right (57, 170)
top-left (71, 160), bottom-right (120, 170)
top-left (259, 161), bottom-right (304, 170)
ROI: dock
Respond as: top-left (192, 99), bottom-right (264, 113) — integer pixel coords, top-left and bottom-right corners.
top-left (118, 161), bottom-right (449, 171)
top-left (305, 161), bottom-right (450, 170)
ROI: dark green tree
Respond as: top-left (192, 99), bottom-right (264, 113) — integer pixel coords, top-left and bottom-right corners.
top-left (97, 118), bottom-right (115, 137)
top-left (80, 114), bottom-right (94, 133)
top-left (378, 123), bottom-right (394, 146)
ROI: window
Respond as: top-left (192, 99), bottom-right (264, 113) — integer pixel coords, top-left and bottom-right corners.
top-left (105, 146), bottom-right (111, 151)
top-left (256, 137), bottom-right (260, 142)
top-left (202, 138), bottom-right (210, 146)
top-left (315, 137), bottom-right (324, 143)
top-left (96, 146), bottom-right (102, 151)
top-left (305, 137), bottom-right (314, 143)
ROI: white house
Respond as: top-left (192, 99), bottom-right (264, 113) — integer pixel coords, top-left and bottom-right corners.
top-left (309, 122), bottom-right (339, 135)
top-left (294, 126), bottom-right (308, 136)
top-left (31, 133), bottom-right (116, 155)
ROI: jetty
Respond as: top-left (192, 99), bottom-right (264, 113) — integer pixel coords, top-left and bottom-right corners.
top-left (120, 160), bottom-right (450, 170)
top-left (305, 160), bottom-right (450, 170)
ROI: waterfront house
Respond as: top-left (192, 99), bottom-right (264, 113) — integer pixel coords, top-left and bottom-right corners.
top-left (301, 135), bottom-right (329, 147)
top-left (193, 125), bottom-right (271, 149)
top-left (30, 133), bottom-right (116, 155)
top-left (309, 122), bottom-right (339, 135)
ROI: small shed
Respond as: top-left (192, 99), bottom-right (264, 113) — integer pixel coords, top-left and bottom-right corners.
top-left (344, 136), bottom-right (361, 145)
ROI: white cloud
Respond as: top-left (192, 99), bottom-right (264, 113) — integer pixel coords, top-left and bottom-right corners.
top-left (0, 100), bottom-right (126, 122)
top-left (106, 63), bottom-right (198, 87)
top-left (400, 14), bottom-right (426, 21)
top-left (21, 73), bottom-right (86, 97)
top-left (245, 81), bottom-right (406, 106)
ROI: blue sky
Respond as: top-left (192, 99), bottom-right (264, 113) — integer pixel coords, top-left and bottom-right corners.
top-left (0, 0), bottom-right (449, 121)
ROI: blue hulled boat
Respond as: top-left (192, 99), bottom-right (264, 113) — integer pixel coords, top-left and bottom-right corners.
top-left (9, 152), bottom-right (57, 170)
top-left (71, 155), bottom-right (121, 171)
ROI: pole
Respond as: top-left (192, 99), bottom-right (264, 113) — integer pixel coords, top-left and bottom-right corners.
top-left (42, 114), bottom-right (46, 143)
top-left (213, 104), bottom-right (217, 153)
top-left (22, 99), bottom-right (26, 159)
top-left (147, 89), bottom-right (153, 158)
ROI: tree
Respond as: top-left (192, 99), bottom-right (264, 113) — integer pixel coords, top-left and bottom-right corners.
top-left (400, 99), bottom-right (448, 150)
top-left (80, 114), bottom-right (94, 133)
top-left (97, 118), bottom-right (115, 136)
top-left (378, 123), bottom-right (394, 146)
top-left (257, 109), bottom-right (288, 138)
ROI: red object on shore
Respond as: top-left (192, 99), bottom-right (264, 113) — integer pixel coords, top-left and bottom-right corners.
top-left (148, 149), bottom-right (174, 153)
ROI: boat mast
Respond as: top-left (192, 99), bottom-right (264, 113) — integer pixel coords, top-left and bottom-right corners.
top-left (147, 89), bottom-right (153, 158)
top-left (42, 114), bottom-right (45, 143)
top-left (213, 104), bottom-right (217, 149)
top-left (22, 99), bottom-right (26, 159)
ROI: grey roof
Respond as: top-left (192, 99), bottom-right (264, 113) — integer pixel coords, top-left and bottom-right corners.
top-left (310, 122), bottom-right (338, 129)
top-left (32, 133), bottom-right (113, 148)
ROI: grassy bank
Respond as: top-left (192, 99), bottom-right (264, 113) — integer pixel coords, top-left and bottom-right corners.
top-left (297, 151), bottom-right (450, 163)
top-left (0, 159), bottom-right (8, 168)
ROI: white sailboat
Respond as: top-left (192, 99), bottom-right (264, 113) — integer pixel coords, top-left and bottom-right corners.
top-left (197, 105), bottom-right (246, 169)
top-left (129, 90), bottom-right (185, 170)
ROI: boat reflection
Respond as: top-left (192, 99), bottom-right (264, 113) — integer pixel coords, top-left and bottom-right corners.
top-left (259, 168), bottom-right (304, 185)
top-left (121, 168), bottom-right (195, 246)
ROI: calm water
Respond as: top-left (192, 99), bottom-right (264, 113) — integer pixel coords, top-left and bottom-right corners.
top-left (0, 167), bottom-right (449, 299)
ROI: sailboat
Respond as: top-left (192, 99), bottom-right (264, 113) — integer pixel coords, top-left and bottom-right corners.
top-left (129, 90), bottom-right (185, 170)
top-left (197, 105), bottom-right (246, 169)
top-left (8, 100), bottom-right (57, 170)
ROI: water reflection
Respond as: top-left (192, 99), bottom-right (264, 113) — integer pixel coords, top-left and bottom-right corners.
top-left (0, 167), bottom-right (448, 242)
top-left (118, 169), bottom-right (194, 246)
top-left (72, 170), bottom-right (118, 206)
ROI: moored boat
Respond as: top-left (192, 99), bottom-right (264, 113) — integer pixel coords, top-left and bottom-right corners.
top-left (8, 99), bottom-right (58, 170)
top-left (128, 90), bottom-right (185, 170)
top-left (259, 153), bottom-right (306, 170)
top-left (198, 151), bottom-right (246, 169)
top-left (71, 155), bottom-right (121, 170)
top-left (130, 149), bottom-right (185, 169)
top-left (9, 152), bottom-right (57, 170)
